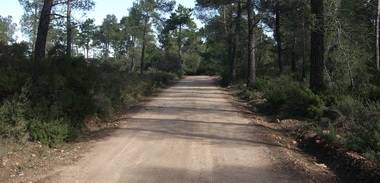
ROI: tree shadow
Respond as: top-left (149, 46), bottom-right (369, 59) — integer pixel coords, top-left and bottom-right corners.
top-left (81, 117), bottom-right (300, 152)
top-left (140, 105), bottom-right (248, 114)
top-left (117, 164), bottom-right (311, 183)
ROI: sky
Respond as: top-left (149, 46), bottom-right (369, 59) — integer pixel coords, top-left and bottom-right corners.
top-left (0, 0), bottom-right (199, 41)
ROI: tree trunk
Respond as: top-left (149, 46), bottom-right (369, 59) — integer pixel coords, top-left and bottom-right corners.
top-left (104, 42), bottom-right (110, 58)
top-left (31, 2), bottom-right (39, 55)
top-left (222, 5), bottom-right (227, 33)
top-left (275, 0), bottom-right (283, 73)
top-left (66, 0), bottom-right (72, 57)
top-left (86, 44), bottom-right (89, 59)
top-left (310, 0), bottom-right (325, 92)
top-left (230, 1), bottom-right (242, 83)
top-left (247, 0), bottom-right (256, 87)
top-left (140, 16), bottom-right (148, 74)
top-left (377, 0), bottom-right (380, 70)
top-left (226, 6), bottom-right (234, 83)
top-left (301, 3), bottom-right (307, 81)
top-left (291, 37), bottom-right (297, 73)
top-left (178, 24), bottom-right (182, 63)
top-left (130, 36), bottom-right (136, 72)
top-left (34, 0), bottom-right (53, 61)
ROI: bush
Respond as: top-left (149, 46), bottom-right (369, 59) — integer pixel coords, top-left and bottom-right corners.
top-left (334, 97), bottom-right (380, 160)
top-left (28, 118), bottom-right (73, 147)
top-left (0, 53), bottom-right (177, 145)
top-left (183, 53), bottom-right (201, 75)
top-left (344, 111), bottom-right (380, 161)
top-left (0, 85), bottom-right (30, 141)
top-left (93, 92), bottom-right (114, 119)
top-left (0, 97), bottom-right (29, 141)
top-left (335, 96), bottom-right (365, 121)
top-left (147, 70), bottom-right (177, 87)
top-left (262, 78), bottom-right (324, 118)
top-left (29, 58), bottom-right (99, 123)
top-left (197, 58), bottom-right (222, 76)
top-left (151, 53), bottom-right (183, 76)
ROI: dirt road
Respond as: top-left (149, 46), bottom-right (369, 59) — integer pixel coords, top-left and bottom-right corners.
top-left (44, 76), bottom-right (334, 183)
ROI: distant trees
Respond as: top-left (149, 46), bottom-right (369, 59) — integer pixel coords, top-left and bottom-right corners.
top-left (17, 0), bottom-right (204, 75)
top-left (161, 4), bottom-right (201, 73)
top-left (195, 0), bottom-right (378, 93)
top-left (197, 0), bottom-right (260, 85)
top-left (162, 5), bottom-right (192, 61)
top-left (196, 0), bottom-right (244, 84)
top-left (65, 0), bottom-right (95, 56)
top-left (119, 5), bottom-right (144, 71)
top-left (23, 0), bottom-right (203, 74)
top-left (135, 0), bottom-right (175, 74)
top-left (19, 0), bottom-right (43, 52)
top-left (94, 15), bottom-right (119, 58)
top-left (21, 0), bottom-right (94, 60)
top-left (13, 0), bottom-right (377, 94)
top-left (0, 16), bottom-right (17, 44)
top-left (78, 18), bottom-right (95, 58)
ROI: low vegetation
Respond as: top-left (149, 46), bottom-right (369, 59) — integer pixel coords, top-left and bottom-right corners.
top-left (233, 76), bottom-right (380, 162)
top-left (0, 43), bottom-right (178, 146)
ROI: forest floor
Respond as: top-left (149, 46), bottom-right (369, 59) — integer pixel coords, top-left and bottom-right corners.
top-left (1, 76), bottom-right (337, 183)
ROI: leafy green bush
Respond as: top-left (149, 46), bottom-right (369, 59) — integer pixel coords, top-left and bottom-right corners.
top-left (0, 53), bottom-right (177, 145)
top-left (262, 78), bottom-right (324, 118)
top-left (92, 92), bottom-right (114, 119)
top-left (335, 96), bottom-right (365, 121)
top-left (151, 53), bottom-right (183, 76)
top-left (28, 118), bottom-right (73, 147)
top-left (235, 83), bottom-right (260, 102)
top-left (29, 58), bottom-right (99, 123)
top-left (344, 110), bottom-right (380, 161)
top-left (0, 95), bottom-right (29, 141)
top-left (334, 97), bottom-right (380, 160)
top-left (183, 53), bottom-right (201, 75)
top-left (147, 70), bottom-right (177, 87)
top-left (197, 58), bottom-right (222, 76)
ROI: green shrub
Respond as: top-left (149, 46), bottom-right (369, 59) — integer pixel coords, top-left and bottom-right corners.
top-left (339, 100), bottom-right (380, 158)
top-left (151, 53), bottom-right (183, 76)
top-left (219, 69), bottom-right (231, 87)
top-left (0, 85), bottom-right (30, 141)
top-left (344, 114), bottom-right (380, 160)
top-left (93, 92), bottom-right (114, 119)
top-left (236, 83), bottom-right (261, 102)
top-left (28, 118), bottom-right (73, 147)
top-left (147, 70), bottom-right (177, 87)
top-left (183, 53), bottom-right (201, 75)
top-left (262, 78), bottom-right (324, 118)
top-left (0, 54), bottom-right (177, 145)
top-left (335, 96), bottom-right (365, 120)
top-left (197, 58), bottom-right (222, 76)
top-left (254, 78), bottom-right (270, 91)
